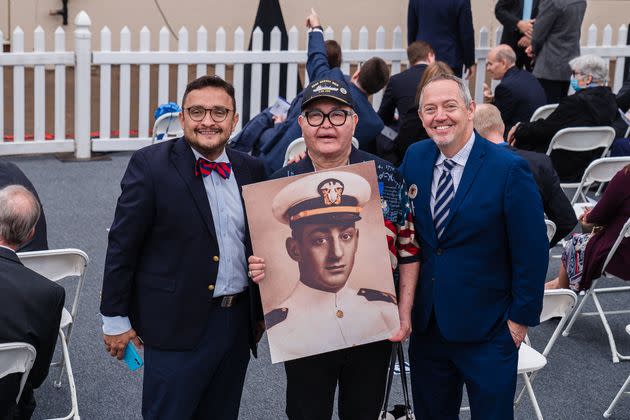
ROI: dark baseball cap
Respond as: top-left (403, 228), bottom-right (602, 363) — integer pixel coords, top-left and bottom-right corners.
top-left (301, 79), bottom-right (354, 110)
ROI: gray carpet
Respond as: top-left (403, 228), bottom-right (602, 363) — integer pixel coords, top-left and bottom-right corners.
top-left (2, 152), bottom-right (630, 420)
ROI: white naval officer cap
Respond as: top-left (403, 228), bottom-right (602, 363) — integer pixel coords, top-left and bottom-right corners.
top-left (272, 171), bottom-right (371, 228)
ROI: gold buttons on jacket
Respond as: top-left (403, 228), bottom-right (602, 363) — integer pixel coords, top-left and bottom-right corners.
top-left (208, 284), bottom-right (215, 291)
top-left (336, 310), bottom-right (344, 318)
top-left (212, 255), bottom-right (219, 262)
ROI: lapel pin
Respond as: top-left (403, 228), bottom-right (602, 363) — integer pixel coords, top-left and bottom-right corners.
top-left (408, 184), bottom-right (418, 199)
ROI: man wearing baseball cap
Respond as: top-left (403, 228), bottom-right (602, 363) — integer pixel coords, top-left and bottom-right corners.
top-left (248, 78), bottom-right (421, 419)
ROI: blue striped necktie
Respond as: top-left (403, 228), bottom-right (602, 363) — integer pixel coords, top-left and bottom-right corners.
top-left (434, 159), bottom-right (455, 239)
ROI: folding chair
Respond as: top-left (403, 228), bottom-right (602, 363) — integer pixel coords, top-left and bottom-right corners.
top-left (152, 112), bottom-right (183, 143)
top-left (562, 217), bottom-right (630, 363)
top-left (530, 103), bottom-right (558, 122)
top-left (604, 325), bottom-right (630, 417)
top-left (461, 290), bottom-right (578, 419)
top-left (545, 219), bottom-right (556, 243)
top-left (545, 126), bottom-right (616, 192)
top-left (0, 342), bottom-right (37, 404)
top-left (17, 248), bottom-right (89, 419)
top-left (570, 157), bottom-right (630, 218)
top-left (283, 137), bottom-right (359, 166)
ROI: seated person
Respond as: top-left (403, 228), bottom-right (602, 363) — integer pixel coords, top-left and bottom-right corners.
top-left (387, 61), bottom-right (453, 165)
top-left (0, 185), bottom-right (65, 419)
top-left (0, 162), bottom-right (48, 251)
top-left (508, 54), bottom-right (618, 182)
top-left (545, 165), bottom-right (630, 291)
top-left (611, 75), bottom-right (630, 156)
top-left (474, 103), bottom-right (577, 246)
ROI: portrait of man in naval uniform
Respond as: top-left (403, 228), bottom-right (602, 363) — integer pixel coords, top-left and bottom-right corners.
top-left (248, 166), bottom-right (399, 363)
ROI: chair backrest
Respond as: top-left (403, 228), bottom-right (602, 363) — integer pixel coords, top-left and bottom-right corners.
top-left (283, 137), bottom-right (360, 166)
top-left (546, 126), bottom-right (616, 157)
top-left (0, 342), bottom-right (36, 403)
top-left (530, 103), bottom-right (558, 122)
top-left (152, 112), bottom-right (183, 143)
top-left (570, 157), bottom-right (630, 205)
top-left (602, 217), bottom-right (630, 278)
top-left (544, 219), bottom-right (556, 243)
top-left (538, 289), bottom-right (578, 357)
top-left (17, 249), bottom-right (89, 322)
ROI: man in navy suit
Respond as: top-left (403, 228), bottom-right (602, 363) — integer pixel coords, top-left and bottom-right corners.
top-left (495, 0), bottom-right (539, 70)
top-left (378, 41), bottom-right (435, 129)
top-left (100, 75), bottom-right (266, 419)
top-left (407, 0), bottom-right (476, 79)
top-left (399, 74), bottom-right (548, 418)
top-left (483, 44), bottom-right (546, 134)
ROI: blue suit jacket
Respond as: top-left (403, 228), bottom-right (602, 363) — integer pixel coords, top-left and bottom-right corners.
top-left (399, 135), bottom-right (548, 342)
top-left (494, 66), bottom-right (547, 133)
top-left (407, 0), bottom-right (475, 75)
top-left (101, 138), bottom-right (266, 352)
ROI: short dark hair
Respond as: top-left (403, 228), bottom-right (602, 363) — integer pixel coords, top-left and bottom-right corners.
top-left (407, 41), bottom-right (434, 64)
top-left (181, 75), bottom-right (236, 111)
top-left (325, 40), bottom-right (343, 68)
top-left (357, 57), bottom-right (390, 95)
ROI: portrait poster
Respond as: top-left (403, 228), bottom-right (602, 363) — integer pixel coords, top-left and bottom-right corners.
top-left (243, 161), bottom-right (399, 363)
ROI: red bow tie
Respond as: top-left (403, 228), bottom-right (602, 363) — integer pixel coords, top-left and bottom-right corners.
top-left (195, 158), bottom-right (232, 179)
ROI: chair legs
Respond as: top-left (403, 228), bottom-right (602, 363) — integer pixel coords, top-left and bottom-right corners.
top-left (46, 329), bottom-right (80, 420)
top-left (604, 374), bottom-right (630, 418)
top-left (521, 373), bottom-right (544, 420)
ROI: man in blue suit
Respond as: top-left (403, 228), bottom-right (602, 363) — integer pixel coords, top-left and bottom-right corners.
top-left (399, 74), bottom-right (548, 418)
top-left (100, 75), bottom-right (266, 419)
top-left (483, 44), bottom-right (546, 134)
top-left (407, 0), bottom-right (476, 79)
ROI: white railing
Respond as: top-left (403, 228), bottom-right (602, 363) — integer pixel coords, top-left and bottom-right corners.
top-left (1, 10), bottom-right (629, 158)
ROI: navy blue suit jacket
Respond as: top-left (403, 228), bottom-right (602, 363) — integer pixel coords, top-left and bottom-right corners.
top-left (399, 135), bottom-right (548, 342)
top-left (407, 0), bottom-right (475, 76)
top-left (378, 63), bottom-right (428, 127)
top-left (101, 138), bottom-right (266, 353)
top-left (494, 66), bottom-right (547, 133)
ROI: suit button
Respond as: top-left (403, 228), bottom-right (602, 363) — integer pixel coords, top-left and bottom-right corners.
top-left (208, 284), bottom-right (215, 291)
top-left (432, 277), bottom-right (435, 282)
top-left (436, 248), bottom-right (443, 256)
top-left (212, 256), bottom-right (219, 262)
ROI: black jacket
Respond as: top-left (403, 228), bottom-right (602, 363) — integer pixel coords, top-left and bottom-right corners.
top-left (495, 0), bottom-right (540, 69)
top-left (377, 64), bottom-right (428, 127)
top-left (495, 66), bottom-right (547, 133)
top-left (513, 86), bottom-right (618, 182)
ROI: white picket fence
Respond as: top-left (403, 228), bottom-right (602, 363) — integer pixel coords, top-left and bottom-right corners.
top-left (0, 10), bottom-right (629, 158)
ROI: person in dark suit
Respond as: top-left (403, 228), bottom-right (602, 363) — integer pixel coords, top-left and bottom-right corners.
top-left (525, 0), bottom-right (586, 103)
top-left (494, 0), bottom-right (539, 70)
top-left (399, 75), bottom-right (548, 418)
top-left (100, 75), bottom-right (266, 420)
top-left (407, 0), bottom-right (476, 79)
top-left (378, 41), bottom-right (435, 129)
top-left (474, 103), bottom-right (577, 246)
top-left (0, 162), bottom-right (48, 252)
top-left (483, 45), bottom-right (547, 134)
top-left (0, 185), bottom-right (65, 420)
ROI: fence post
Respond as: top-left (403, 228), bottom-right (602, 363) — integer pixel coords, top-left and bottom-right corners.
top-left (74, 11), bottom-right (92, 159)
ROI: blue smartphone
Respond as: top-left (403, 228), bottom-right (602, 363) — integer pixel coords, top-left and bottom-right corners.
top-left (122, 342), bottom-right (144, 371)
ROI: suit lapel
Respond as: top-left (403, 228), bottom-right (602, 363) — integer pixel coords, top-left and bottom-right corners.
top-left (170, 138), bottom-right (217, 242)
top-left (226, 147), bottom-right (251, 192)
top-left (441, 135), bottom-right (486, 238)
top-left (420, 145), bottom-right (440, 248)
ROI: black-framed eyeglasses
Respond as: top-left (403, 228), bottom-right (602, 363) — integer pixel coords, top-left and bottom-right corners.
top-left (186, 106), bottom-right (233, 122)
top-left (303, 109), bottom-right (354, 127)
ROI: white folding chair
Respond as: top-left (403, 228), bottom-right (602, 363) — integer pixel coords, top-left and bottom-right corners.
top-left (17, 249), bottom-right (89, 420)
top-left (545, 126), bottom-right (616, 192)
top-left (562, 217), bottom-right (630, 363)
top-left (283, 137), bottom-right (359, 166)
top-left (0, 342), bottom-right (37, 404)
top-left (570, 157), bottom-right (630, 218)
top-left (545, 219), bottom-right (557, 243)
top-left (604, 325), bottom-right (630, 417)
top-left (152, 112), bottom-right (183, 143)
top-left (530, 103), bottom-right (558, 122)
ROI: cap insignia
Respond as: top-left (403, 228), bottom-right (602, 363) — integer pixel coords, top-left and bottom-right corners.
top-left (318, 178), bottom-right (344, 206)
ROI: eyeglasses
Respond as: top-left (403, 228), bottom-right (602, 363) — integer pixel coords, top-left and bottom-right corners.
top-left (303, 109), bottom-right (354, 127)
top-left (186, 106), bottom-right (233, 122)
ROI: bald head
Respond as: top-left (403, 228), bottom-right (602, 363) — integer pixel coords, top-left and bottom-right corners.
top-left (0, 185), bottom-right (40, 249)
top-left (473, 104), bottom-right (505, 144)
top-left (486, 44), bottom-right (516, 80)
